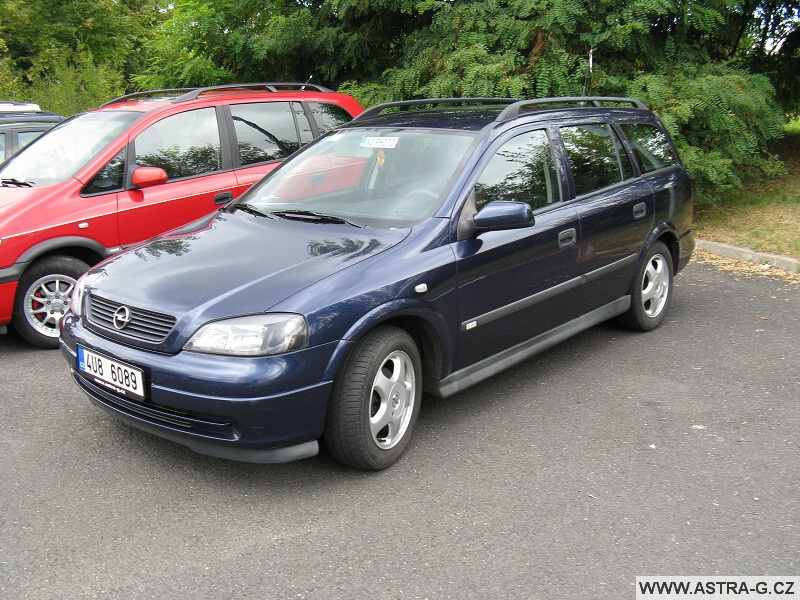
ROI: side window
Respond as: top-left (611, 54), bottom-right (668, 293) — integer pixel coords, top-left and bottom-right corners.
top-left (620, 123), bottom-right (677, 173)
top-left (134, 108), bottom-right (221, 179)
top-left (308, 102), bottom-right (353, 135)
top-left (0, 133), bottom-right (5, 158)
top-left (474, 130), bottom-right (559, 210)
top-left (561, 123), bottom-right (622, 196)
top-left (83, 149), bottom-right (126, 195)
top-left (230, 102), bottom-right (300, 166)
top-left (18, 130), bottom-right (45, 150)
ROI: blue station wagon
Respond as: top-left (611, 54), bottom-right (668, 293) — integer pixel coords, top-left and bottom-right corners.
top-left (60, 97), bottom-right (694, 470)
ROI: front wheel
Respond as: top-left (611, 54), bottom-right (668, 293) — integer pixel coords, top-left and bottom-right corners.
top-left (12, 255), bottom-right (90, 348)
top-left (324, 326), bottom-right (422, 470)
top-left (617, 241), bottom-right (674, 332)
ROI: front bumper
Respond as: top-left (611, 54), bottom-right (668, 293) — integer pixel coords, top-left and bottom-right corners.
top-left (60, 313), bottom-right (344, 463)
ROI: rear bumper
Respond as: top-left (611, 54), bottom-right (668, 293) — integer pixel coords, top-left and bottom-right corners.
top-left (676, 229), bottom-right (695, 273)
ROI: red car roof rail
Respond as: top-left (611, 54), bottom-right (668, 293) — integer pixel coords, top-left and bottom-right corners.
top-left (172, 82), bottom-right (335, 102)
top-left (101, 82), bottom-right (335, 107)
top-left (99, 89), bottom-right (196, 107)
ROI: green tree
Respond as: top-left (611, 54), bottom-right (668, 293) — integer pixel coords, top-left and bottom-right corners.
top-left (0, 0), bottom-right (162, 113)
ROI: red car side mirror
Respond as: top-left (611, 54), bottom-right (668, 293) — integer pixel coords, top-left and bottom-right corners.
top-left (131, 166), bottom-right (169, 188)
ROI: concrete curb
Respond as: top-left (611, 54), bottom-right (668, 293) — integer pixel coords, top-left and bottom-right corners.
top-left (696, 239), bottom-right (800, 273)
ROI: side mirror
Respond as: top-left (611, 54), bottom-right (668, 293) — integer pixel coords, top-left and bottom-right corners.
top-left (131, 166), bottom-right (169, 189)
top-left (473, 201), bottom-right (534, 232)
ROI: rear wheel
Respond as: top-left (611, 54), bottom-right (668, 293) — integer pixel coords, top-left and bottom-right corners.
top-left (324, 326), bottom-right (422, 470)
top-left (617, 241), bottom-right (673, 331)
top-left (12, 256), bottom-right (89, 349)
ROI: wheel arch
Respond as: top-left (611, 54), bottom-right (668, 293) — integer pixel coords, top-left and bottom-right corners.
top-left (655, 229), bottom-right (680, 276)
top-left (321, 299), bottom-right (453, 393)
top-left (644, 224), bottom-right (680, 275)
top-left (17, 237), bottom-right (109, 270)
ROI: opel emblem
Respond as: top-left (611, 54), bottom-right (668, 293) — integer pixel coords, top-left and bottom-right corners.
top-left (112, 306), bottom-right (132, 330)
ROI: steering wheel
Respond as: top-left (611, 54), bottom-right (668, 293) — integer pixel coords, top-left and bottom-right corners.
top-left (405, 189), bottom-right (439, 201)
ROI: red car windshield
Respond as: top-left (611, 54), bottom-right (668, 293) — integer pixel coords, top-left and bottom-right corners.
top-left (0, 111), bottom-right (142, 187)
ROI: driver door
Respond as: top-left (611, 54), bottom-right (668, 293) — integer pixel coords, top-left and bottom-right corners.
top-left (454, 129), bottom-right (582, 369)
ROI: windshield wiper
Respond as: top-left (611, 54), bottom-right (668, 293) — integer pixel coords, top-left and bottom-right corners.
top-left (1, 177), bottom-right (34, 187)
top-left (227, 203), bottom-right (273, 218)
top-left (270, 209), bottom-right (364, 228)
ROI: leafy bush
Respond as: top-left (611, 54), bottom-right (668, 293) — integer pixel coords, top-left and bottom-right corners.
top-left (23, 51), bottom-right (125, 116)
top-left (628, 64), bottom-right (787, 205)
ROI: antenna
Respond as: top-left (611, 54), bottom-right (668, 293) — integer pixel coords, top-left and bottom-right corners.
top-left (582, 47), bottom-right (594, 96)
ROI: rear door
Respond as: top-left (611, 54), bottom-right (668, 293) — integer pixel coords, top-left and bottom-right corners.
top-left (454, 128), bottom-right (582, 369)
top-left (227, 101), bottom-right (312, 195)
top-left (558, 122), bottom-right (654, 311)
top-left (227, 101), bottom-right (359, 195)
top-left (116, 106), bottom-right (239, 246)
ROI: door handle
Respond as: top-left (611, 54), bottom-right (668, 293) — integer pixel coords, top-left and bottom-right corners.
top-left (558, 228), bottom-right (577, 248)
top-left (633, 202), bottom-right (647, 220)
top-left (214, 191), bottom-right (234, 205)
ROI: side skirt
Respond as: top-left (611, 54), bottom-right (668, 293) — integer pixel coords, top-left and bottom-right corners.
top-left (432, 296), bottom-right (631, 398)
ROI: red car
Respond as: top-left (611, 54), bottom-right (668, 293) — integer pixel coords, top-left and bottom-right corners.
top-left (0, 83), bottom-right (362, 347)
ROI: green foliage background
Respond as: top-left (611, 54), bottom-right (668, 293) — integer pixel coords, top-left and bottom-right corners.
top-left (2, 0), bottom-right (799, 204)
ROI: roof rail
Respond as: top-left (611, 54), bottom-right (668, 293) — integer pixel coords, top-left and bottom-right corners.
top-left (100, 82), bottom-right (335, 107)
top-left (495, 96), bottom-right (649, 121)
top-left (354, 98), bottom-right (520, 122)
top-left (172, 82), bottom-right (334, 102)
top-left (100, 89), bottom-right (195, 107)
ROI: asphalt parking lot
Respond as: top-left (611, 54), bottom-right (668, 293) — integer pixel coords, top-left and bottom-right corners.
top-left (1, 260), bottom-right (797, 599)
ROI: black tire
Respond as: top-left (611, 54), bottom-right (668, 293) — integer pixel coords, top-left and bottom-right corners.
top-left (324, 326), bottom-right (422, 470)
top-left (12, 255), bottom-right (90, 349)
top-left (617, 241), bottom-right (674, 332)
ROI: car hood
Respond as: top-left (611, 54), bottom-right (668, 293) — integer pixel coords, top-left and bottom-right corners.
top-left (89, 211), bottom-right (409, 328)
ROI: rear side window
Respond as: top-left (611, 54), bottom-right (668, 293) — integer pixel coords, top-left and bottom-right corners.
top-left (0, 133), bottom-right (5, 157)
top-left (231, 102), bottom-right (302, 166)
top-left (475, 130), bottom-right (559, 210)
top-left (620, 123), bottom-right (677, 173)
top-left (135, 108), bottom-right (221, 179)
top-left (560, 123), bottom-right (623, 197)
top-left (308, 103), bottom-right (353, 135)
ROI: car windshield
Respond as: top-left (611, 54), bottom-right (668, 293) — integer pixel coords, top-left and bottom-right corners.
top-left (243, 128), bottom-right (476, 228)
top-left (0, 111), bottom-right (142, 186)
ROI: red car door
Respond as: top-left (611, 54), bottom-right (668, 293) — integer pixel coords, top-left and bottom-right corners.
top-left (116, 107), bottom-right (238, 247)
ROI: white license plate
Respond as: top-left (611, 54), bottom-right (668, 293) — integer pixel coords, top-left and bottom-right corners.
top-left (77, 346), bottom-right (146, 401)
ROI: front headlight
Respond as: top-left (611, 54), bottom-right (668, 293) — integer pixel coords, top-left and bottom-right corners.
top-left (69, 271), bottom-right (102, 316)
top-left (183, 314), bottom-right (308, 356)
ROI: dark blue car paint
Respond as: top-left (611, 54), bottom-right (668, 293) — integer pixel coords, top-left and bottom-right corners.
top-left (60, 102), bottom-right (694, 463)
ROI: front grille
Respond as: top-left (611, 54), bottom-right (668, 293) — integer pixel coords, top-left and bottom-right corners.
top-left (88, 294), bottom-right (177, 343)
